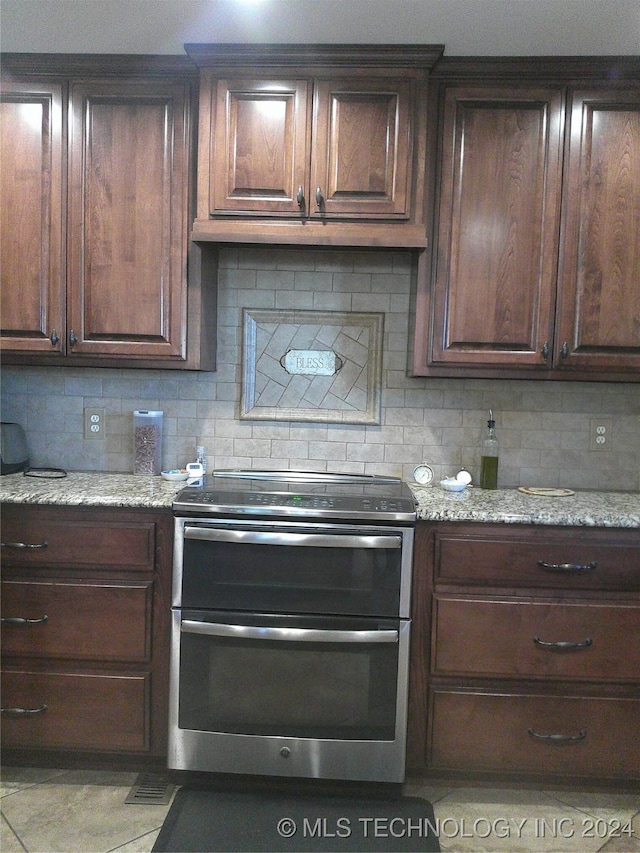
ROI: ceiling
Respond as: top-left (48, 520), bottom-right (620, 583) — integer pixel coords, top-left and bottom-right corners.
top-left (1, 0), bottom-right (639, 56)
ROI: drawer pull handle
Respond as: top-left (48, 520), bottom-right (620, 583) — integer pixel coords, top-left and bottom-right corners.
top-left (1, 615), bottom-right (48, 626)
top-left (533, 636), bottom-right (592, 650)
top-left (1, 705), bottom-right (48, 717)
top-left (537, 560), bottom-right (597, 573)
top-left (1, 540), bottom-right (49, 550)
top-left (528, 727), bottom-right (586, 743)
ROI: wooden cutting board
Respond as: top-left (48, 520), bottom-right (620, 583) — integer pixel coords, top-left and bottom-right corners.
top-left (518, 486), bottom-right (574, 497)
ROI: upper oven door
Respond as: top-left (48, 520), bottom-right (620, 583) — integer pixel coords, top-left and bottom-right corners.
top-left (173, 518), bottom-right (413, 618)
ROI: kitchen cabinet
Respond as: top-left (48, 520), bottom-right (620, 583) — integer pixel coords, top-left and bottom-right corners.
top-left (186, 44), bottom-right (443, 248)
top-left (0, 504), bottom-right (172, 762)
top-left (0, 56), bottom-right (216, 369)
top-left (407, 521), bottom-right (640, 783)
top-left (412, 60), bottom-right (640, 381)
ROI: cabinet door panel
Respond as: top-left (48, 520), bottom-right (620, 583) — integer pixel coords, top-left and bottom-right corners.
top-left (432, 595), bottom-right (639, 680)
top-left (312, 79), bottom-right (412, 218)
top-left (211, 78), bottom-right (309, 214)
top-left (1, 669), bottom-right (149, 751)
top-left (1, 514), bottom-right (156, 571)
top-left (68, 81), bottom-right (189, 359)
top-left (0, 81), bottom-right (64, 354)
top-left (431, 86), bottom-right (563, 367)
top-left (429, 689), bottom-right (640, 777)
top-left (556, 89), bottom-right (640, 373)
top-left (1, 580), bottom-right (152, 661)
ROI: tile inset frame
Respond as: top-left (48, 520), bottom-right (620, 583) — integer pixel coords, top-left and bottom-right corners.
top-left (240, 308), bottom-right (384, 424)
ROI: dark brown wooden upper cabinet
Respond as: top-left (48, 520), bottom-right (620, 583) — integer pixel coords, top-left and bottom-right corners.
top-left (427, 84), bottom-right (564, 371)
top-left (187, 44), bottom-right (443, 248)
top-left (412, 63), bottom-right (640, 382)
top-left (0, 79), bottom-right (65, 354)
top-left (1, 56), bottom-right (215, 370)
top-left (66, 80), bottom-right (190, 361)
top-left (554, 88), bottom-right (640, 376)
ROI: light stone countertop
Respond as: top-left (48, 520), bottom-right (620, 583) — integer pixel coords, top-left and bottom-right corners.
top-left (0, 472), bottom-right (638, 528)
top-left (409, 483), bottom-right (640, 528)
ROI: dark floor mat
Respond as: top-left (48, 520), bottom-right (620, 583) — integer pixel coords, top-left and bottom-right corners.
top-left (152, 786), bottom-right (440, 852)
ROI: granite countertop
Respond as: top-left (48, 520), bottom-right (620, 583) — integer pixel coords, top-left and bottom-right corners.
top-left (0, 472), bottom-right (638, 527)
top-left (409, 483), bottom-right (639, 528)
top-left (0, 472), bottom-right (184, 509)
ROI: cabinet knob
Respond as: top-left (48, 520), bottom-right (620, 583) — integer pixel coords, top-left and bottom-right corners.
top-left (50, 329), bottom-right (60, 347)
top-left (1, 540), bottom-right (48, 550)
top-left (315, 187), bottom-right (324, 208)
top-left (296, 186), bottom-right (305, 209)
top-left (1, 705), bottom-right (48, 717)
top-left (541, 341), bottom-right (549, 361)
top-left (537, 559), bottom-right (597, 573)
top-left (533, 636), bottom-right (593, 650)
top-left (560, 341), bottom-right (569, 359)
top-left (1, 615), bottom-right (48, 626)
top-left (69, 329), bottom-right (77, 347)
top-left (528, 728), bottom-right (586, 743)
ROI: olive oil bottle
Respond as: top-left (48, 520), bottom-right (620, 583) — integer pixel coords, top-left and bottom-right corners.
top-left (480, 409), bottom-right (499, 489)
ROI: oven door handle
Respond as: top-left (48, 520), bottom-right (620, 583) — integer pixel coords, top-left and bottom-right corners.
top-left (181, 620), bottom-right (398, 644)
top-left (183, 527), bottom-right (402, 550)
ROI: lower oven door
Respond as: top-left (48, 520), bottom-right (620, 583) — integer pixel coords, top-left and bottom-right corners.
top-left (168, 609), bottom-right (411, 782)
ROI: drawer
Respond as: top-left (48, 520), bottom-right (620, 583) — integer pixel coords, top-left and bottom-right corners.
top-left (435, 526), bottom-right (640, 590)
top-left (1, 512), bottom-right (156, 571)
top-left (1, 580), bottom-right (152, 661)
top-left (0, 669), bottom-right (149, 751)
top-left (432, 595), bottom-right (640, 680)
top-left (428, 688), bottom-right (640, 778)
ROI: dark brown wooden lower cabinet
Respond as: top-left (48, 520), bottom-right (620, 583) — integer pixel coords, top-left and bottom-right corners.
top-left (407, 521), bottom-right (640, 785)
top-left (1, 670), bottom-right (149, 751)
top-left (0, 504), bottom-right (172, 764)
top-left (428, 689), bottom-right (640, 778)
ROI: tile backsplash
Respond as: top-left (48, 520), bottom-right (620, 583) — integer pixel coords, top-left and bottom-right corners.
top-left (2, 247), bottom-right (639, 491)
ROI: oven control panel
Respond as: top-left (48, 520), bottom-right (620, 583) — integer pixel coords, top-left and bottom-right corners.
top-left (173, 488), bottom-right (417, 522)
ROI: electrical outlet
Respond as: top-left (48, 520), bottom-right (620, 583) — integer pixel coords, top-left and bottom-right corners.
top-left (84, 407), bottom-right (106, 440)
top-left (589, 418), bottom-right (611, 452)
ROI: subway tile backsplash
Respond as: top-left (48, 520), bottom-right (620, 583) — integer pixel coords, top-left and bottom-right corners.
top-left (2, 247), bottom-right (639, 491)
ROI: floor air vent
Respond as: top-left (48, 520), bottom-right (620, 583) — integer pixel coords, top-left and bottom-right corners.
top-left (125, 772), bottom-right (175, 805)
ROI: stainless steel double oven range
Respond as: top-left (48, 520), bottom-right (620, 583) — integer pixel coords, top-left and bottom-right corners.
top-left (170, 470), bottom-right (417, 783)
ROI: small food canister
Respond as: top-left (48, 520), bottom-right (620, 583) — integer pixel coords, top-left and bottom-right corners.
top-left (133, 410), bottom-right (163, 475)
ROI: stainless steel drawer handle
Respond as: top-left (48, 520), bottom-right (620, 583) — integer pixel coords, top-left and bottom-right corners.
top-left (184, 527), bottom-right (401, 550)
top-left (181, 620), bottom-right (398, 644)
top-left (533, 636), bottom-right (593, 650)
top-left (1, 540), bottom-right (49, 550)
top-left (1, 705), bottom-right (48, 717)
top-left (528, 727), bottom-right (586, 743)
top-left (537, 560), bottom-right (597, 573)
top-left (1, 615), bottom-right (48, 626)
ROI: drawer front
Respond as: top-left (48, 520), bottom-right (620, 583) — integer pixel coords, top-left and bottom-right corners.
top-left (436, 527), bottom-right (640, 590)
top-left (1, 580), bottom-right (153, 661)
top-left (1, 516), bottom-right (156, 571)
top-left (1, 669), bottom-right (149, 751)
top-left (429, 688), bottom-right (640, 778)
top-left (432, 595), bottom-right (640, 680)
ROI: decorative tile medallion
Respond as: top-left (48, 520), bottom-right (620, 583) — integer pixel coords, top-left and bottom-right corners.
top-left (240, 309), bottom-right (384, 424)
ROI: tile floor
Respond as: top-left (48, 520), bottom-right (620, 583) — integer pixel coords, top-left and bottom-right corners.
top-left (1, 765), bottom-right (638, 853)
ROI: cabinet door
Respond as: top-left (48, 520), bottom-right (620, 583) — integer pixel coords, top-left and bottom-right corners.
top-left (0, 80), bottom-right (65, 355)
top-left (429, 85), bottom-right (564, 368)
top-left (210, 77), bottom-right (310, 215)
top-left (311, 78), bottom-right (412, 218)
top-left (555, 88), bottom-right (640, 374)
top-left (67, 80), bottom-right (190, 359)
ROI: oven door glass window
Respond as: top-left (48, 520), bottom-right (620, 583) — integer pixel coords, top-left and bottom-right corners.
top-left (181, 525), bottom-right (404, 616)
top-left (177, 611), bottom-right (407, 740)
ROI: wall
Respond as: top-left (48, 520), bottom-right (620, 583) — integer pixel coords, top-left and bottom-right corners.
top-left (2, 247), bottom-right (639, 491)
